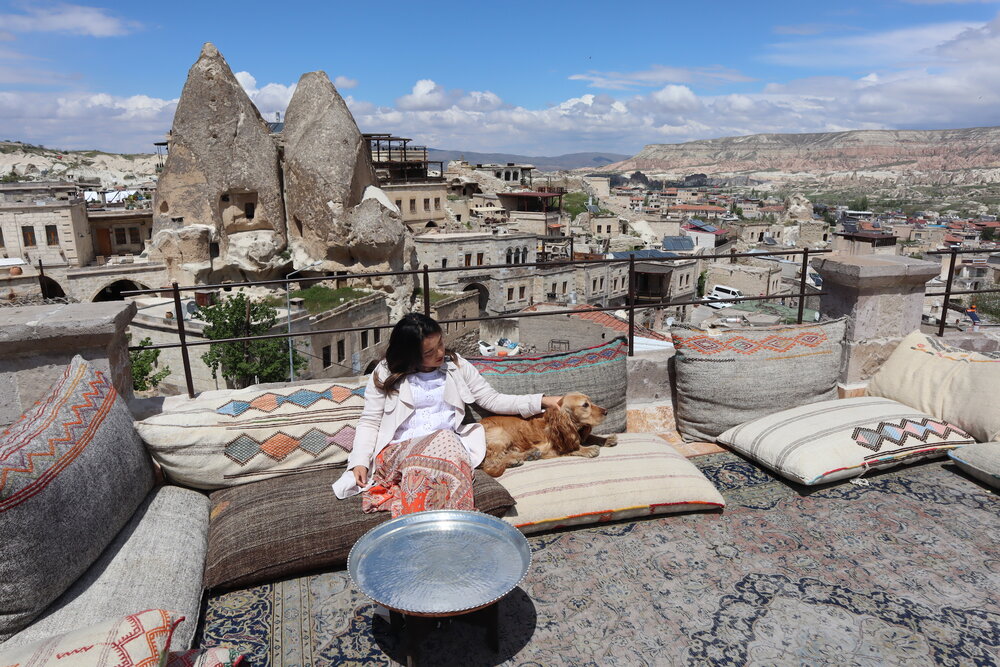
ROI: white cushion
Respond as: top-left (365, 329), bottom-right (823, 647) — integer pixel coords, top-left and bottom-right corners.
top-left (498, 433), bottom-right (725, 534)
top-left (868, 331), bottom-right (1000, 443)
top-left (718, 396), bottom-right (977, 485)
top-left (948, 442), bottom-right (1000, 489)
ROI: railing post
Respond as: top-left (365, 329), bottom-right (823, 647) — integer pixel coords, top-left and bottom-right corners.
top-left (422, 265), bottom-right (431, 316)
top-left (730, 247), bottom-right (736, 264)
top-left (628, 254), bottom-right (636, 356)
top-left (172, 282), bottom-right (196, 398)
top-left (36, 259), bottom-right (46, 298)
top-left (797, 248), bottom-right (809, 324)
top-left (938, 249), bottom-right (958, 337)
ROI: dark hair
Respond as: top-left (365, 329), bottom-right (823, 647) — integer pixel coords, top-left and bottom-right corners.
top-left (375, 313), bottom-right (455, 395)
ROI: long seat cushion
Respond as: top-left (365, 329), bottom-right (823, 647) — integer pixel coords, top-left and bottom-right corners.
top-left (0, 485), bottom-right (210, 652)
top-left (204, 468), bottom-right (516, 591)
top-left (497, 432), bottom-right (725, 534)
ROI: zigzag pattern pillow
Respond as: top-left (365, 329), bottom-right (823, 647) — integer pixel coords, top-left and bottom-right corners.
top-left (136, 380), bottom-right (366, 490)
top-left (718, 396), bottom-right (975, 485)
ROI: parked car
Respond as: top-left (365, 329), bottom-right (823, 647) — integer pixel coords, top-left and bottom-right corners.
top-left (703, 285), bottom-right (744, 309)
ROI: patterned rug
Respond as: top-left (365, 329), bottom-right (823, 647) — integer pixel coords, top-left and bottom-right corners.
top-left (200, 454), bottom-right (999, 666)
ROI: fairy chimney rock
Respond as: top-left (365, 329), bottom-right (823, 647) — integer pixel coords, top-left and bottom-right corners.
top-left (152, 42), bottom-right (286, 282)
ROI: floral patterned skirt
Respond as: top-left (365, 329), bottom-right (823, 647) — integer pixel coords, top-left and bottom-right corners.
top-left (362, 429), bottom-right (474, 518)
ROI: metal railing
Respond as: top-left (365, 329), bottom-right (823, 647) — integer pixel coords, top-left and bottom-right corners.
top-left (925, 248), bottom-right (1000, 336)
top-left (123, 247), bottom-right (831, 398)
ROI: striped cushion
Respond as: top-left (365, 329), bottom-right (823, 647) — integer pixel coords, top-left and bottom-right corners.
top-left (467, 337), bottom-right (628, 434)
top-left (136, 379), bottom-right (367, 489)
top-left (718, 396), bottom-right (976, 485)
top-left (497, 433), bottom-right (725, 534)
top-left (0, 356), bottom-right (154, 642)
top-left (948, 443), bottom-right (1000, 489)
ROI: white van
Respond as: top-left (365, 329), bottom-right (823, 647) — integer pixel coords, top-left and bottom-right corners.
top-left (704, 285), bottom-right (743, 309)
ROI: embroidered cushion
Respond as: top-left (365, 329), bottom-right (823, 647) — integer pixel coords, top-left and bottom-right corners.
top-left (671, 319), bottom-right (847, 442)
top-left (868, 331), bottom-right (1000, 443)
top-left (467, 337), bottom-right (628, 434)
top-left (167, 647), bottom-right (245, 667)
top-left (496, 433), bottom-right (725, 534)
top-left (0, 356), bottom-right (154, 643)
top-left (717, 396), bottom-right (976, 485)
top-left (0, 609), bottom-right (183, 666)
top-left (948, 443), bottom-right (1000, 489)
top-left (135, 379), bottom-right (367, 490)
top-left (203, 468), bottom-right (515, 591)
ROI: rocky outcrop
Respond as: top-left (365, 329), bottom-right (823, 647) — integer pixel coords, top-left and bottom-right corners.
top-left (282, 72), bottom-right (414, 315)
top-left (784, 193), bottom-right (813, 222)
top-left (152, 43), bottom-right (286, 283)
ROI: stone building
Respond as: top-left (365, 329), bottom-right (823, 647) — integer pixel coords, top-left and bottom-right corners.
top-left (706, 263), bottom-right (784, 298)
top-left (497, 191), bottom-right (563, 236)
top-left (472, 163), bottom-right (534, 187)
top-left (382, 182), bottom-right (449, 233)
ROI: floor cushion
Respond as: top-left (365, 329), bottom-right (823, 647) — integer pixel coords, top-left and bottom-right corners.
top-left (0, 355), bottom-right (155, 643)
top-left (496, 433), bottom-right (725, 534)
top-left (136, 378), bottom-right (367, 489)
top-left (671, 319), bottom-right (846, 442)
top-left (717, 396), bottom-right (977, 485)
top-left (167, 647), bottom-right (245, 667)
top-left (204, 468), bottom-right (516, 591)
top-left (0, 609), bottom-right (184, 666)
top-left (948, 443), bottom-right (1000, 489)
top-left (0, 486), bottom-right (210, 653)
top-left (466, 337), bottom-right (628, 434)
top-left (868, 331), bottom-right (1000, 443)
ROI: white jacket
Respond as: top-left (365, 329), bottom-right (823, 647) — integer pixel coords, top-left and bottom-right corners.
top-left (332, 353), bottom-right (542, 498)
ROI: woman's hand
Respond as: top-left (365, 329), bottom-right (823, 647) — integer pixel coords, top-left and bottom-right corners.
top-left (352, 466), bottom-right (369, 487)
top-left (541, 395), bottom-right (563, 411)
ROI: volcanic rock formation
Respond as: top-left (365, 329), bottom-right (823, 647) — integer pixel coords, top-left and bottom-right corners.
top-left (152, 43), bottom-right (287, 283)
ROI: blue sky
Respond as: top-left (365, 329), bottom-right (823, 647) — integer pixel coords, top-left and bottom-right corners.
top-left (2, 0), bottom-right (1000, 154)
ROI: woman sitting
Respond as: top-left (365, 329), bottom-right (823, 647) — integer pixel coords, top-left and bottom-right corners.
top-left (332, 313), bottom-right (561, 517)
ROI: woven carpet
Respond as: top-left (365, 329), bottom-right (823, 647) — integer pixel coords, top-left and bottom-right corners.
top-left (200, 454), bottom-right (999, 666)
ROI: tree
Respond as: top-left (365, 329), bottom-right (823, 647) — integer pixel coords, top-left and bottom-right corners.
top-left (981, 227), bottom-right (996, 242)
top-left (697, 271), bottom-right (707, 298)
top-left (129, 336), bottom-right (171, 391)
top-left (972, 284), bottom-right (1000, 322)
top-left (196, 293), bottom-right (306, 389)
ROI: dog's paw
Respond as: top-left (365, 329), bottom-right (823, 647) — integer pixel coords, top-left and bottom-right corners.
top-left (603, 435), bottom-right (618, 447)
top-left (579, 445), bottom-right (600, 458)
top-left (507, 458), bottom-right (525, 468)
top-left (525, 448), bottom-right (542, 461)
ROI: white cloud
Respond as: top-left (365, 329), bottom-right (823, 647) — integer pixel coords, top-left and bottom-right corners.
top-left (396, 79), bottom-right (461, 110)
top-left (0, 3), bottom-right (141, 37)
top-left (234, 71), bottom-right (296, 120)
top-left (570, 64), bottom-right (753, 90)
top-left (333, 75), bottom-right (357, 89)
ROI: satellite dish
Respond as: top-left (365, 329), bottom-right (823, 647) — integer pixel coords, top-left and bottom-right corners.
top-left (185, 301), bottom-right (198, 316)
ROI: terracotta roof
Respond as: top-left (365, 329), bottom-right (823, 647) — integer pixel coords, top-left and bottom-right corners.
top-left (944, 234), bottom-right (964, 243)
top-left (669, 204), bottom-right (727, 212)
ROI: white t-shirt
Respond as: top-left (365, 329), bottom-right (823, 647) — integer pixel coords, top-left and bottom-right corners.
top-left (390, 368), bottom-right (454, 443)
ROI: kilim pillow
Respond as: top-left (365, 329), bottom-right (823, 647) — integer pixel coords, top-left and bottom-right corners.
top-left (717, 396), bottom-right (976, 485)
top-left (0, 356), bottom-right (155, 643)
top-left (496, 433), bottom-right (725, 534)
top-left (203, 468), bottom-right (515, 591)
top-left (868, 331), bottom-right (1000, 443)
top-left (0, 609), bottom-right (183, 666)
top-left (136, 379), bottom-right (367, 490)
top-left (466, 337), bottom-right (628, 434)
top-left (948, 443), bottom-right (1000, 489)
top-left (671, 319), bottom-right (847, 442)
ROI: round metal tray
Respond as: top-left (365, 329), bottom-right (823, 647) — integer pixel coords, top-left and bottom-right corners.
top-left (348, 510), bottom-right (531, 616)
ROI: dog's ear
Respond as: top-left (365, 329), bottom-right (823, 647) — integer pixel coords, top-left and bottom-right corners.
top-left (545, 405), bottom-right (581, 454)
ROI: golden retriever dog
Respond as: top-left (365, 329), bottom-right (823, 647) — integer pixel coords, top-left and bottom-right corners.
top-left (480, 392), bottom-right (617, 477)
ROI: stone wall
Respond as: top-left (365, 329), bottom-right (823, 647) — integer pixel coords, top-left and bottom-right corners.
top-left (0, 302), bottom-right (134, 427)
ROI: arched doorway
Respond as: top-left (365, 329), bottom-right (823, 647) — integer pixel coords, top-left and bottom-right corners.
top-left (463, 282), bottom-right (490, 314)
top-left (39, 276), bottom-right (65, 299)
top-left (93, 280), bottom-right (149, 302)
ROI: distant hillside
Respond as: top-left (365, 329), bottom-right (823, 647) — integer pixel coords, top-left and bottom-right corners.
top-left (0, 141), bottom-right (157, 186)
top-left (600, 127), bottom-right (1000, 185)
top-left (428, 149), bottom-right (630, 173)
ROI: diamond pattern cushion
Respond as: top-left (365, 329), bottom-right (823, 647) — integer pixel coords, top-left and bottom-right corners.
top-left (203, 468), bottom-right (515, 591)
top-left (717, 396), bottom-right (976, 485)
top-left (467, 337), bottom-right (628, 434)
top-left (948, 443), bottom-right (1000, 489)
top-left (0, 356), bottom-right (154, 642)
top-left (671, 319), bottom-right (847, 442)
top-left (167, 647), bottom-right (245, 667)
top-left (136, 379), bottom-right (367, 490)
top-left (868, 331), bottom-right (1000, 443)
top-left (496, 433), bottom-right (725, 534)
top-left (0, 609), bottom-right (183, 666)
